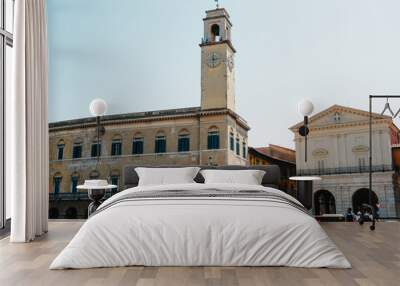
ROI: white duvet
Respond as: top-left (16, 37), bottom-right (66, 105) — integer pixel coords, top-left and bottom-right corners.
top-left (50, 183), bottom-right (351, 269)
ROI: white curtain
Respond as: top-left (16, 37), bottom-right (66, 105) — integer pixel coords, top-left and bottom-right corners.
top-left (8, 0), bottom-right (49, 242)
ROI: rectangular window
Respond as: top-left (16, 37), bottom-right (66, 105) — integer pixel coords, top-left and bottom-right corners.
top-left (229, 133), bottom-right (234, 151)
top-left (111, 140), bottom-right (122, 156)
top-left (236, 138), bottom-right (240, 156)
top-left (132, 137), bottom-right (144, 154)
top-left (155, 136), bottom-right (166, 153)
top-left (57, 144), bottom-right (64, 160)
top-left (1, 0), bottom-right (14, 228)
top-left (54, 177), bottom-right (62, 194)
top-left (178, 135), bottom-right (190, 152)
top-left (208, 132), bottom-right (220, 150)
top-left (242, 142), bottom-right (247, 158)
top-left (91, 143), bottom-right (102, 157)
top-left (72, 144), bottom-right (82, 159)
top-left (71, 177), bottom-right (78, 193)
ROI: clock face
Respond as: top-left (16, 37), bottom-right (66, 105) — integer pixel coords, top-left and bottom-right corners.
top-left (207, 52), bottom-right (221, 68)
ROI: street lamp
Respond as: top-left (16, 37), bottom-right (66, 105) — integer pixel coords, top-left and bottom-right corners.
top-left (297, 99), bottom-right (314, 162)
top-left (77, 99), bottom-right (115, 216)
top-left (89, 99), bottom-right (107, 164)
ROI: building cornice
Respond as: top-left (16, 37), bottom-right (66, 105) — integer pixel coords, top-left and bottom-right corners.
top-left (289, 104), bottom-right (392, 131)
top-left (199, 40), bottom-right (236, 53)
top-left (49, 107), bottom-right (250, 132)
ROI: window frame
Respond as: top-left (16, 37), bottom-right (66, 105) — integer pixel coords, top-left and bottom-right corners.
top-left (178, 133), bottom-right (190, 152)
top-left (132, 136), bottom-right (144, 155)
top-left (207, 130), bottom-right (220, 150)
top-left (1, 0), bottom-right (14, 229)
top-left (71, 175), bottom-right (79, 193)
top-left (229, 132), bottom-right (235, 151)
top-left (72, 143), bottom-right (83, 159)
top-left (53, 176), bottom-right (62, 194)
top-left (111, 139), bottom-right (122, 156)
top-left (57, 143), bottom-right (65, 160)
top-left (154, 133), bottom-right (166, 154)
top-left (242, 142), bottom-right (247, 158)
top-left (91, 142), bottom-right (102, 157)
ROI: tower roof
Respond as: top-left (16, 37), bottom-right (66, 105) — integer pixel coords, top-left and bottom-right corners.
top-left (203, 8), bottom-right (233, 27)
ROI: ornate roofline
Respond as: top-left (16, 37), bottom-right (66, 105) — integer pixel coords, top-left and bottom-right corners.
top-left (289, 104), bottom-right (393, 131)
top-left (291, 118), bottom-right (392, 135)
top-left (49, 107), bottom-right (250, 132)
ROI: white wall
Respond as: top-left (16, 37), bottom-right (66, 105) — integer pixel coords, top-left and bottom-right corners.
top-left (296, 127), bottom-right (392, 171)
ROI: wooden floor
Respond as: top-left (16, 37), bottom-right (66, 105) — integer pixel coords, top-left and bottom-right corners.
top-left (0, 221), bottom-right (399, 286)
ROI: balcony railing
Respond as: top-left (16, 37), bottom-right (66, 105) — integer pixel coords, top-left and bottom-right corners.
top-left (49, 190), bottom-right (118, 201)
top-left (297, 165), bottom-right (393, 176)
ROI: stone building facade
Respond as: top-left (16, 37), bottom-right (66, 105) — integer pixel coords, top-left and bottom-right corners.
top-left (290, 105), bottom-right (400, 218)
top-left (49, 7), bottom-right (250, 219)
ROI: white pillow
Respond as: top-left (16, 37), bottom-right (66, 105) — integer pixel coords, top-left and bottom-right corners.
top-left (200, 169), bottom-right (266, 185)
top-left (135, 167), bottom-right (201, 186)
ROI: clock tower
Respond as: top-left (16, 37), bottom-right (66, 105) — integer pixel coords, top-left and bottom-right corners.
top-left (200, 7), bottom-right (236, 111)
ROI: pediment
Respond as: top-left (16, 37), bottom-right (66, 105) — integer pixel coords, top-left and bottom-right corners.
top-left (290, 105), bottom-right (391, 130)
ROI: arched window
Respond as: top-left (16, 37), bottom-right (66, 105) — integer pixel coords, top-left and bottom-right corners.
top-left (208, 126), bottom-right (220, 150)
top-left (314, 190), bottom-right (336, 215)
top-left (178, 129), bottom-right (190, 152)
top-left (91, 137), bottom-right (102, 157)
top-left (72, 138), bottom-right (83, 159)
top-left (111, 135), bottom-right (122, 156)
top-left (242, 141), bottom-right (247, 158)
top-left (155, 131), bottom-right (166, 153)
top-left (132, 133), bottom-right (144, 155)
top-left (71, 172), bottom-right (80, 193)
top-left (53, 173), bottom-right (62, 194)
top-left (57, 139), bottom-right (65, 160)
top-left (211, 24), bottom-right (220, 41)
top-left (229, 132), bottom-right (235, 151)
top-left (352, 189), bottom-right (379, 212)
top-left (236, 137), bottom-right (240, 156)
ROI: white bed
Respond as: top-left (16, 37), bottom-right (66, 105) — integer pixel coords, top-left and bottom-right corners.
top-left (50, 183), bottom-right (351, 269)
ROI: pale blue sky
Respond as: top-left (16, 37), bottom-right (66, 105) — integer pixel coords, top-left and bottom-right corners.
top-left (47, 0), bottom-right (400, 148)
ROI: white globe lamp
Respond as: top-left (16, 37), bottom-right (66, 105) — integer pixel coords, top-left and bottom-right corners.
top-left (298, 99), bottom-right (314, 117)
top-left (89, 98), bottom-right (107, 117)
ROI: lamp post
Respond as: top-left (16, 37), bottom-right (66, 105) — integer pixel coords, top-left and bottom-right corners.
top-left (297, 99), bottom-right (314, 162)
top-left (78, 98), bottom-right (114, 216)
top-left (89, 99), bottom-right (107, 165)
top-left (291, 100), bottom-right (317, 211)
